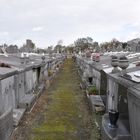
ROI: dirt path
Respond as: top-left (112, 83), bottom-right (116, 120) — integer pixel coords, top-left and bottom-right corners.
top-left (11, 59), bottom-right (94, 140)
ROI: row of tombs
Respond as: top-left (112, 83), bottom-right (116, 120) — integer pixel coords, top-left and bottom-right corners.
top-left (76, 53), bottom-right (140, 140)
top-left (0, 53), bottom-right (65, 140)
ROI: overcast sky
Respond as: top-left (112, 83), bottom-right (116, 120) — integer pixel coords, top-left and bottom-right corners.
top-left (0, 0), bottom-right (140, 48)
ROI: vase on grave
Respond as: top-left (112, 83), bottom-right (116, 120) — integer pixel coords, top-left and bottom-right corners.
top-left (108, 110), bottom-right (119, 128)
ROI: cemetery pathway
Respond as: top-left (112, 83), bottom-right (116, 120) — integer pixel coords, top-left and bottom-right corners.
top-left (11, 59), bottom-right (98, 140)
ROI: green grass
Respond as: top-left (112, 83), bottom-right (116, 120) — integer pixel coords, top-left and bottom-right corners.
top-left (30, 59), bottom-right (92, 140)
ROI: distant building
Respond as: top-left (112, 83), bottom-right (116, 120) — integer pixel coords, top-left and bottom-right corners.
top-left (127, 38), bottom-right (140, 52)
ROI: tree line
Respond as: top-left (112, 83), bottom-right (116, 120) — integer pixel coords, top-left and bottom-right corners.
top-left (0, 37), bottom-right (128, 54)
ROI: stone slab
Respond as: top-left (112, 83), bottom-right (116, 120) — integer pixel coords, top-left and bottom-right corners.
top-left (89, 95), bottom-right (105, 107)
top-left (19, 94), bottom-right (36, 111)
top-left (95, 106), bottom-right (105, 113)
top-left (13, 108), bottom-right (26, 126)
top-left (88, 95), bottom-right (105, 113)
top-left (0, 108), bottom-right (13, 140)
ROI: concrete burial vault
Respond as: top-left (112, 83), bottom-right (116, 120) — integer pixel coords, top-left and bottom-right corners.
top-left (0, 53), bottom-right (65, 140)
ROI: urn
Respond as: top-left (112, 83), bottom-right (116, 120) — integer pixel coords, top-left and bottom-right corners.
top-left (118, 56), bottom-right (129, 75)
top-left (109, 110), bottom-right (119, 128)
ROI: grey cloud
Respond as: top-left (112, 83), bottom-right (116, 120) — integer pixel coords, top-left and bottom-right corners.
top-left (0, 0), bottom-right (140, 48)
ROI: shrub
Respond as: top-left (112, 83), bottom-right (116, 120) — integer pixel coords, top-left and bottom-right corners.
top-left (87, 86), bottom-right (98, 95)
top-left (48, 69), bottom-right (53, 77)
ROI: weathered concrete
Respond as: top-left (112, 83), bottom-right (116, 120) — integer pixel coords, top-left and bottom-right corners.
top-left (13, 108), bottom-right (26, 126)
top-left (0, 53), bottom-right (65, 140)
top-left (102, 114), bottom-right (132, 140)
top-left (11, 59), bottom-right (95, 140)
top-left (18, 93), bottom-right (37, 111)
top-left (0, 108), bottom-right (13, 140)
top-left (76, 53), bottom-right (140, 140)
top-left (127, 87), bottom-right (140, 140)
top-left (88, 95), bottom-right (105, 113)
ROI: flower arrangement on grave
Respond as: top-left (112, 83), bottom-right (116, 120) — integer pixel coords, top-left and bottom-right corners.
top-left (87, 85), bottom-right (98, 95)
top-left (48, 69), bottom-right (53, 77)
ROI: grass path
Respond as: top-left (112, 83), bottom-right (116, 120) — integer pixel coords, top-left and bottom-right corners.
top-left (11, 59), bottom-right (94, 140)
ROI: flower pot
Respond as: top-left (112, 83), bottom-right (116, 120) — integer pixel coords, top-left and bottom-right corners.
top-left (111, 60), bottom-right (118, 67)
top-left (119, 56), bottom-right (129, 76)
top-left (119, 60), bottom-right (129, 69)
top-left (111, 56), bottom-right (118, 67)
top-left (111, 57), bottom-right (120, 73)
top-left (109, 110), bottom-right (119, 128)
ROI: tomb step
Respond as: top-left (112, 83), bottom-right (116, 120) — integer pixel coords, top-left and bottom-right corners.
top-left (89, 95), bottom-right (105, 106)
top-left (13, 108), bottom-right (26, 126)
top-left (102, 114), bottom-right (132, 140)
top-left (19, 94), bottom-right (37, 111)
top-left (89, 95), bottom-right (105, 113)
